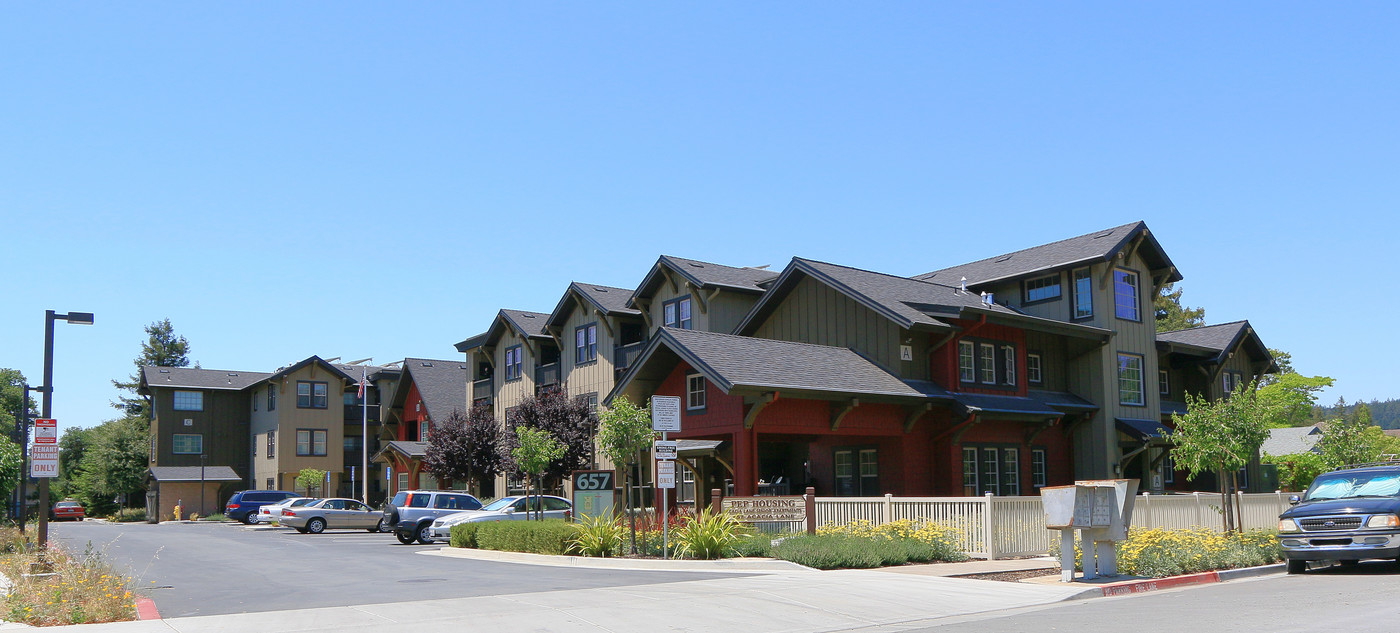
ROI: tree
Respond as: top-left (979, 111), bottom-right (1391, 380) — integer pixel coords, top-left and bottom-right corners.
top-left (424, 405), bottom-right (506, 497)
top-left (57, 427), bottom-right (94, 499)
top-left (1263, 451), bottom-right (1326, 492)
top-left (112, 319), bottom-right (192, 417)
top-left (510, 426), bottom-right (564, 520)
top-left (2, 369), bottom-right (38, 443)
top-left (1169, 380), bottom-right (1272, 532)
top-left (0, 438), bottom-right (22, 507)
top-left (598, 396), bottom-right (654, 553)
top-left (296, 468), bottom-right (328, 497)
top-left (74, 416), bottom-right (150, 515)
top-left (509, 386), bottom-right (596, 491)
top-left (1257, 373), bottom-right (1335, 428)
top-left (1317, 403), bottom-right (1390, 469)
top-left (1154, 283), bottom-right (1206, 332)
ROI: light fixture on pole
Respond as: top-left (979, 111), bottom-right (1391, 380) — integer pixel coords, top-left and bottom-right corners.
top-left (200, 454), bottom-right (207, 519)
top-left (38, 310), bottom-right (94, 550)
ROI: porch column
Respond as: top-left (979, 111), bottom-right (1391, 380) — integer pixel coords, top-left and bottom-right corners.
top-left (734, 428), bottom-right (757, 497)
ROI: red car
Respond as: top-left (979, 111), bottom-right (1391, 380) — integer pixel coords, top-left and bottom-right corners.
top-left (50, 501), bottom-right (85, 521)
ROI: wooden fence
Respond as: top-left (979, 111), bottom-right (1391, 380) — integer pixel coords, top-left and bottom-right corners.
top-left (814, 491), bottom-right (1290, 560)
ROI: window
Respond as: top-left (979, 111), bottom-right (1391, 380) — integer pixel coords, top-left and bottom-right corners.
top-left (1118, 353), bottom-right (1145, 406)
top-left (979, 343), bottom-right (996, 384)
top-left (1024, 275), bottom-right (1061, 303)
top-left (1072, 268), bottom-right (1093, 319)
top-left (173, 391), bottom-right (203, 411)
top-left (253, 391), bottom-right (258, 412)
top-left (397, 473), bottom-right (408, 494)
top-left (1163, 455), bottom-right (1175, 484)
top-left (266, 478), bottom-right (275, 490)
top-left (172, 434), bottom-right (203, 455)
top-left (663, 297), bottom-right (693, 329)
top-left (1027, 353), bottom-right (1043, 384)
top-left (1160, 370), bottom-right (1170, 396)
top-left (296, 429), bottom-right (328, 456)
top-left (503, 346), bottom-right (523, 381)
top-left (958, 341), bottom-right (975, 382)
top-left (344, 435), bottom-right (362, 453)
top-left (268, 384), bottom-right (276, 411)
top-left (252, 436), bottom-right (257, 457)
top-left (1031, 449), bottom-right (1047, 488)
top-left (575, 324), bottom-right (598, 364)
top-left (1222, 371), bottom-right (1245, 395)
top-left (1003, 346), bottom-right (1016, 386)
top-left (267, 431), bottom-right (275, 458)
top-left (834, 448), bottom-right (879, 496)
top-left (687, 373), bottom-right (706, 411)
top-left (1113, 269), bottom-right (1140, 321)
top-left (297, 381), bottom-right (328, 408)
top-left (965, 445), bottom-right (1021, 495)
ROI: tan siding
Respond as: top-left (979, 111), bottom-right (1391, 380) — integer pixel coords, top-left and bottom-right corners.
top-left (709, 292), bottom-right (760, 334)
top-left (752, 276), bottom-right (911, 377)
top-left (561, 297), bottom-right (617, 403)
top-left (270, 364), bottom-right (347, 490)
top-left (493, 330), bottom-right (536, 421)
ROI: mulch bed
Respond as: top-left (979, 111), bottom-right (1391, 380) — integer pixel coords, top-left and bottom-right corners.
top-left (953, 568), bottom-right (1061, 583)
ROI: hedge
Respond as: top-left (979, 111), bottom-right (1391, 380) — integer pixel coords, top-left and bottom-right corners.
top-left (465, 520), bottom-right (578, 555)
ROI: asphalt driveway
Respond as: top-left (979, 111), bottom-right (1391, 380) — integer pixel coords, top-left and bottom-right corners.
top-left (50, 520), bottom-right (746, 618)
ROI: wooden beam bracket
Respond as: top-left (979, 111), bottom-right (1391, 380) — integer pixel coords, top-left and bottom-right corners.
top-left (830, 398), bottom-right (860, 431)
top-left (744, 392), bottom-right (777, 430)
top-left (1025, 417), bottom-right (1060, 445)
top-left (689, 282), bottom-right (708, 314)
top-left (903, 403), bottom-right (933, 433)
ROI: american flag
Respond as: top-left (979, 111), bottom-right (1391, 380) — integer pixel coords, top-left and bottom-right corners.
top-left (358, 367), bottom-right (368, 399)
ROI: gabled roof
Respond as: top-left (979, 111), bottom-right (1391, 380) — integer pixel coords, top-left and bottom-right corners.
top-left (914, 221), bottom-right (1182, 288)
top-left (148, 466), bottom-right (242, 482)
top-left (372, 440), bottom-right (428, 463)
top-left (330, 363), bottom-right (400, 383)
top-left (733, 258), bottom-right (1112, 342)
top-left (607, 327), bottom-right (944, 405)
top-left (387, 357), bottom-right (469, 423)
top-left (455, 309), bottom-right (552, 352)
top-left (630, 255), bottom-right (779, 306)
top-left (1261, 426), bottom-right (1323, 457)
top-left (139, 366), bottom-right (271, 392)
top-left (545, 282), bottom-right (642, 329)
top-left (1157, 320), bottom-right (1276, 370)
top-left (262, 356), bottom-right (357, 384)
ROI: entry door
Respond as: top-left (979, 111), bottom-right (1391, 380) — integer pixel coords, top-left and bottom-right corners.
top-left (834, 448), bottom-right (878, 496)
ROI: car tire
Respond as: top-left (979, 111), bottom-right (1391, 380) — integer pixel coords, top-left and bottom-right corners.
top-left (307, 518), bottom-right (326, 534)
top-left (376, 518), bottom-right (390, 533)
top-left (396, 530), bottom-right (416, 545)
top-left (1287, 559), bottom-right (1307, 574)
top-left (244, 513), bottom-right (260, 525)
top-left (295, 526), bottom-right (309, 534)
top-left (416, 523), bottom-right (434, 545)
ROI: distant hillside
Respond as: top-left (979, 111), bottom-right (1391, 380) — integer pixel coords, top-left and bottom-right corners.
top-left (1314, 398), bottom-right (1400, 429)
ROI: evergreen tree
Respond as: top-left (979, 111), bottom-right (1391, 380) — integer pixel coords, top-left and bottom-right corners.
top-left (1154, 283), bottom-right (1206, 332)
top-left (112, 319), bottom-right (192, 417)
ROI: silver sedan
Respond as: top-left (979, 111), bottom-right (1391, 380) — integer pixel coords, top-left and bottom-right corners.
top-left (280, 498), bottom-right (387, 534)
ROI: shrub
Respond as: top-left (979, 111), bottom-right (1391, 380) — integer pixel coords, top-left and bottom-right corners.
top-left (449, 523), bottom-right (482, 549)
top-left (731, 533), bottom-right (774, 558)
top-left (474, 519), bottom-right (578, 555)
top-left (1055, 528), bottom-right (1284, 578)
top-left (672, 509), bottom-right (746, 560)
top-left (570, 514), bottom-right (624, 557)
top-left (773, 534), bottom-right (885, 569)
top-left (817, 519), bottom-right (969, 563)
top-left (113, 509), bottom-right (147, 523)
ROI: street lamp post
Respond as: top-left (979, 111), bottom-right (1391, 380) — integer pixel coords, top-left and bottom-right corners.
top-left (38, 310), bottom-right (94, 549)
top-left (15, 384), bottom-right (41, 533)
top-left (200, 454), bottom-right (207, 518)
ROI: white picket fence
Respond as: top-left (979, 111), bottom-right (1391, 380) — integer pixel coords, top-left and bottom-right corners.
top-left (814, 491), bottom-right (1292, 560)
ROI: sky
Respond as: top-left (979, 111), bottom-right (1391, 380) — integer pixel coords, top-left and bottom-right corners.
top-left (2, 3), bottom-right (1397, 437)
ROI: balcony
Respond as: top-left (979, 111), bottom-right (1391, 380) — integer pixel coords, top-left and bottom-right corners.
top-left (472, 378), bottom-right (493, 402)
top-left (614, 342), bottom-right (646, 378)
top-left (536, 363), bottom-right (560, 389)
top-left (343, 403), bottom-right (380, 423)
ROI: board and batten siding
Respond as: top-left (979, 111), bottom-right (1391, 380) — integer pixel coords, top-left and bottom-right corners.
top-left (751, 276), bottom-right (928, 380)
top-left (1024, 330), bottom-right (1068, 392)
top-left (249, 381), bottom-right (279, 490)
top-left (560, 298), bottom-right (617, 406)
top-left (151, 387), bottom-right (251, 487)
top-left (492, 329), bottom-right (536, 422)
top-left (643, 280), bottom-right (765, 336)
top-left (269, 364), bottom-right (347, 494)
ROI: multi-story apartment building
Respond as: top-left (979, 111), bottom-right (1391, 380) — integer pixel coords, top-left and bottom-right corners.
top-left (376, 357), bottom-right (469, 495)
top-left (603, 221), bottom-right (1276, 508)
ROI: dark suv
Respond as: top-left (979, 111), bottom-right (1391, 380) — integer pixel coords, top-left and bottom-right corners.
top-left (1278, 465), bottom-right (1400, 573)
top-left (226, 490), bottom-right (298, 525)
top-left (383, 490), bottom-right (482, 544)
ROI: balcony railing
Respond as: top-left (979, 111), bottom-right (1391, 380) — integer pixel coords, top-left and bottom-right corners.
top-left (614, 342), bottom-right (646, 376)
top-left (536, 363), bottom-right (560, 388)
top-left (343, 403), bottom-right (380, 422)
top-left (472, 378), bottom-right (493, 402)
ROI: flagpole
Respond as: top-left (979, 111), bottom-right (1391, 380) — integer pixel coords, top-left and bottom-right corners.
top-left (362, 366), bottom-right (369, 504)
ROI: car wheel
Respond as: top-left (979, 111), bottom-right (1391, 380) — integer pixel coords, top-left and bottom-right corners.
top-left (244, 513), bottom-right (260, 525)
top-left (295, 526), bottom-right (309, 534)
top-left (416, 523), bottom-right (435, 545)
top-left (395, 530), bottom-right (416, 545)
top-left (376, 518), bottom-right (390, 533)
top-left (1287, 559), bottom-right (1307, 574)
top-left (307, 518), bottom-right (326, 534)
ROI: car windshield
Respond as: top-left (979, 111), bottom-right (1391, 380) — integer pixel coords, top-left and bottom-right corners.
top-left (290, 498), bottom-right (317, 507)
top-left (481, 497), bottom-right (521, 511)
top-left (56, 502), bottom-right (80, 508)
top-left (1306, 472), bottom-right (1400, 501)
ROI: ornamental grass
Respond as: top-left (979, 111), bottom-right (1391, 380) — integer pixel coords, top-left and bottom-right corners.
top-left (1056, 527), bottom-right (1283, 578)
top-left (0, 527), bottom-right (141, 626)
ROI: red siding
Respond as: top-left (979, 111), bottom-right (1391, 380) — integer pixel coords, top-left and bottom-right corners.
top-left (930, 320), bottom-right (1029, 397)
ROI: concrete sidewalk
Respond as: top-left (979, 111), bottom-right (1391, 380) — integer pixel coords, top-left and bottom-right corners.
top-left (39, 567), bottom-right (1089, 633)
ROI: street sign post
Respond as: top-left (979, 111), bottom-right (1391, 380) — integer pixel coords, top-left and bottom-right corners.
top-left (33, 418), bottom-right (56, 444)
top-left (650, 396), bottom-right (683, 559)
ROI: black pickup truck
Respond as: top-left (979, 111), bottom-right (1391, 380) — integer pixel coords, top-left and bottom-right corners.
top-left (1278, 465), bottom-right (1400, 573)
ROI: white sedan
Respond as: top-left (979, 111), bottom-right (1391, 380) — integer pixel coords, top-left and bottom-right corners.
top-left (429, 495), bottom-right (572, 539)
top-left (256, 497), bottom-right (318, 524)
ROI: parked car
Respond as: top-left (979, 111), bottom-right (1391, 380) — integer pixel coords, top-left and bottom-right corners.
top-left (225, 490), bottom-right (298, 524)
top-left (382, 490), bottom-right (483, 544)
top-left (257, 497), bottom-right (319, 524)
top-left (280, 498), bottom-right (386, 534)
top-left (50, 500), bottom-right (86, 521)
top-left (429, 495), bottom-right (572, 540)
top-left (1278, 464), bottom-right (1400, 573)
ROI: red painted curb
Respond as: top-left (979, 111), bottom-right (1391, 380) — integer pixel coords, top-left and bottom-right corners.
top-left (1099, 570), bottom-right (1221, 596)
top-left (135, 597), bottom-right (161, 620)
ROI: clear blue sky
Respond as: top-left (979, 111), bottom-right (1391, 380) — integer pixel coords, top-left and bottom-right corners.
top-left (3, 3), bottom-right (1396, 436)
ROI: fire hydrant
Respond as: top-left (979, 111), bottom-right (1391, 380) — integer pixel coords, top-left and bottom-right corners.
top-left (173, 503), bottom-right (182, 522)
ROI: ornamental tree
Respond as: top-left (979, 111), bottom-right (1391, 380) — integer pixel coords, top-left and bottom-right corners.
top-left (424, 404), bottom-right (506, 497)
top-left (1169, 379), bottom-right (1273, 532)
top-left (510, 426), bottom-right (565, 520)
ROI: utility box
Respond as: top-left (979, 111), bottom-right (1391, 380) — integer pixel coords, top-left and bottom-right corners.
top-left (1042, 479), bottom-right (1139, 582)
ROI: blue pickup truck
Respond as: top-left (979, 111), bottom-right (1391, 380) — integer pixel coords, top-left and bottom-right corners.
top-left (1278, 465), bottom-right (1400, 573)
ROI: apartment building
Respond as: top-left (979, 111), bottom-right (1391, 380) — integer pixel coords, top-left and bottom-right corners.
top-left (376, 358), bottom-right (470, 495)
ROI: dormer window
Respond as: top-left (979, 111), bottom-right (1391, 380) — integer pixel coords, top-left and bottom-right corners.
top-left (663, 297), bottom-right (693, 329)
top-left (1023, 275), bottom-right (1061, 304)
top-left (504, 345), bottom-right (523, 381)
